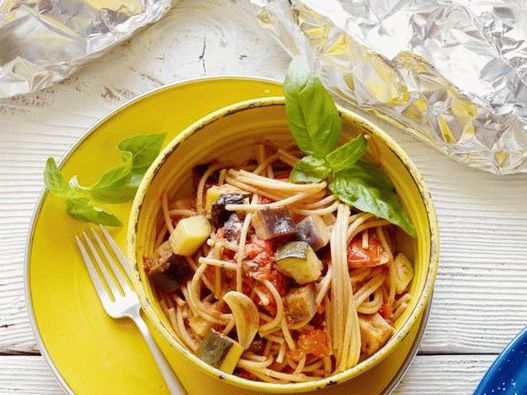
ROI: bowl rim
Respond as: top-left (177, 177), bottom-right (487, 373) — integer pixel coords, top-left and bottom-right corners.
top-left (127, 96), bottom-right (440, 393)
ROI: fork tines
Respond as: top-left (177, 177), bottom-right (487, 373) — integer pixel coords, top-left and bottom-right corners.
top-left (75, 226), bottom-right (132, 304)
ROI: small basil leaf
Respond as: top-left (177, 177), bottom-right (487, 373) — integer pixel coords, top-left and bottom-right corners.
top-left (284, 57), bottom-right (341, 158)
top-left (88, 151), bottom-right (133, 195)
top-left (44, 158), bottom-right (71, 197)
top-left (65, 195), bottom-right (122, 226)
top-left (325, 133), bottom-right (367, 174)
top-left (89, 169), bottom-right (145, 203)
top-left (289, 156), bottom-right (329, 183)
top-left (329, 161), bottom-right (416, 237)
top-left (117, 133), bottom-right (166, 169)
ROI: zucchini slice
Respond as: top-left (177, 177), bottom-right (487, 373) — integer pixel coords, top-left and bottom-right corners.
top-left (276, 241), bottom-right (322, 284)
top-left (196, 329), bottom-right (243, 374)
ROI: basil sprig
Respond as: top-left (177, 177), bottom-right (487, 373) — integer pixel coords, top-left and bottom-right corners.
top-left (44, 133), bottom-right (165, 226)
top-left (285, 57), bottom-right (416, 237)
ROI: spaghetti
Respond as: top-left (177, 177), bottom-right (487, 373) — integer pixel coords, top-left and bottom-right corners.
top-left (144, 143), bottom-right (415, 383)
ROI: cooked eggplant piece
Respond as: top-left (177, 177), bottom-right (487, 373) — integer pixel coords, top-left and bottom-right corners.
top-left (393, 253), bottom-right (414, 294)
top-left (252, 207), bottom-right (297, 240)
top-left (205, 185), bottom-right (245, 214)
top-left (285, 284), bottom-right (316, 328)
top-left (147, 241), bottom-right (174, 272)
top-left (296, 215), bottom-right (330, 251)
top-left (169, 215), bottom-right (211, 256)
top-left (359, 313), bottom-right (395, 356)
top-left (275, 241), bottom-right (322, 284)
top-left (196, 329), bottom-right (244, 373)
top-left (246, 335), bottom-right (265, 354)
top-left (149, 254), bottom-right (192, 293)
top-left (192, 164), bottom-right (218, 190)
top-left (223, 213), bottom-right (243, 241)
top-left (211, 193), bottom-right (249, 228)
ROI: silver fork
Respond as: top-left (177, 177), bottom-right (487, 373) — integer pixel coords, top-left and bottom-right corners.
top-left (75, 225), bottom-right (186, 395)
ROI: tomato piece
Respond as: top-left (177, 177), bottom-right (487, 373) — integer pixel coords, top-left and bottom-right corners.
top-left (347, 232), bottom-right (390, 268)
top-left (274, 171), bottom-right (290, 180)
top-left (286, 348), bottom-right (305, 362)
top-left (238, 370), bottom-right (254, 380)
top-left (297, 329), bottom-right (331, 358)
top-left (258, 196), bottom-right (273, 204)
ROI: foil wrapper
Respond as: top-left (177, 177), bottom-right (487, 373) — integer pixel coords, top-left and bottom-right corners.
top-left (253, 0), bottom-right (527, 174)
top-left (0, 0), bottom-right (173, 98)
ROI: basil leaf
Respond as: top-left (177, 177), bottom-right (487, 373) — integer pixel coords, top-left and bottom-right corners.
top-left (329, 161), bottom-right (416, 237)
top-left (117, 133), bottom-right (166, 169)
top-left (284, 57), bottom-right (341, 158)
top-left (289, 156), bottom-right (329, 183)
top-left (44, 158), bottom-right (71, 197)
top-left (325, 133), bottom-right (367, 174)
top-left (65, 195), bottom-right (122, 226)
top-left (89, 151), bottom-right (133, 193)
top-left (89, 169), bottom-right (145, 203)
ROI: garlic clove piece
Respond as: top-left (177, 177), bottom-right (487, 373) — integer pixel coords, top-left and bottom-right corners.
top-left (223, 291), bottom-right (259, 350)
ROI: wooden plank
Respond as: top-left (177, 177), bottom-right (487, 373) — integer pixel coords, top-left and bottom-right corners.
top-left (0, 354), bottom-right (495, 394)
top-left (393, 354), bottom-right (496, 394)
top-left (0, 356), bottom-right (64, 393)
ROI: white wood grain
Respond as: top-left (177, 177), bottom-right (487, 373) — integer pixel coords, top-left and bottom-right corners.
top-left (0, 354), bottom-right (495, 394)
top-left (0, 356), bottom-right (64, 393)
top-left (0, 0), bottom-right (526, 392)
top-left (393, 354), bottom-right (496, 394)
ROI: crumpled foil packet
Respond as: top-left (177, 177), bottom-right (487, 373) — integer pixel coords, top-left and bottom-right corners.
top-left (253, 0), bottom-right (527, 175)
top-left (0, 0), bottom-right (173, 98)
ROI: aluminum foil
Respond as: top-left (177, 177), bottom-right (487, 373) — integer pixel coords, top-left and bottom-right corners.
top-left (0, 0), bottom-right (173, 98)
top-left (253, 0), bottom-right (527, 175)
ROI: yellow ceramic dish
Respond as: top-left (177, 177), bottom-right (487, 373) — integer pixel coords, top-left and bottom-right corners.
top-left (26, 77), bottom-right (432, 394)
top-left (128, 97), bottom-right (439, 393)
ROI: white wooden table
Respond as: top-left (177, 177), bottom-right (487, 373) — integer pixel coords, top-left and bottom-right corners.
top-left (1, 1), bottom-right (526, 393)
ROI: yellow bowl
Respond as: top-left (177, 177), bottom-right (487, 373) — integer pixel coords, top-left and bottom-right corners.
top-left (127, 97), bottom-right (439, 393)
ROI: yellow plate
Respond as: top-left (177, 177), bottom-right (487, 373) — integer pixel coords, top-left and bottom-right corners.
top-left (25, 77), bottom-right (430, 395)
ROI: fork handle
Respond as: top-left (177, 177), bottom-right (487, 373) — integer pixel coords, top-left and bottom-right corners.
top-left (132, 314), bottom-right (187, 395)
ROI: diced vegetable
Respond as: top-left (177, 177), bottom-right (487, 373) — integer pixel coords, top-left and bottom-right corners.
top-left (347, 231), bottom-right (390, 268)
top-left (205, 184), bottom-right (235, 213)
top-left (276, 241), bottom-right (322, 284)
top-left (359, 313), bottom-right (394, 356)
top-left (149, 259), bottom-right (192, 293)
top-left (296, 215), bottom-right (330, 251)
top-left (169, 215), bottom-right (211, 256)
top-left (285, 284), bottom-right (316, 328)
top-left (205, 185), bottom-right (239, 213)
top-left (297, 329), bottom-right (331, 358)
top-left (196, 329), bottom-right (243, 373)
top-left (148, 241), bottom-right (174, 272)
top-left (223, 291), bottom-right (259, 350)
top-left (193, 163), bottom-right (219, 190)
top-left (246, 335), bottom-right (265, 354)
top-left (223, 213), bottom-right (243, 241)
top-left (188, 315), bottom-right (212, 337)
top-left (252, 207), bottom-right (297, 240)
top-left (148, 244), bottom-right (192, 292)
top-left (211, 193), bottom-right (249, 228)
top-left (393, 253), bottom-right (414, 294)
